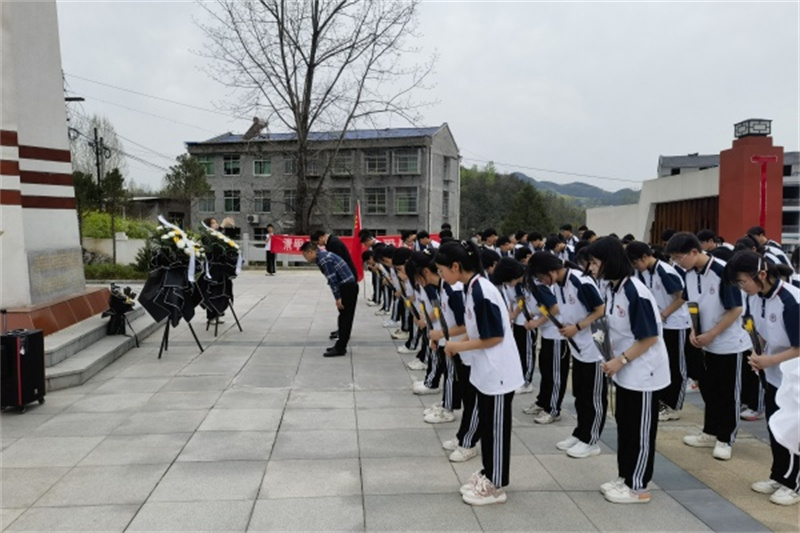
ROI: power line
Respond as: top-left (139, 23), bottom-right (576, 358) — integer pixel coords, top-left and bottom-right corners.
top-left (461, 156), bottom-right (643, 186)
top-left (78, 92), bottom-right (220, 133)
top-left (115, 132), bottom-right (177, 163)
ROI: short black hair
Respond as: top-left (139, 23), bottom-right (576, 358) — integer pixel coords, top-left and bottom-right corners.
top-left (309, 230), bottom-right (326, 242)
top-left (480, 248), bottom-right (501, 270)
top-left (709, 246), bottom-right (734, 261)
top-left (696, 229), bottom-right (716, 242)
top-left (527, 231), bottom-right (543, 242)
top-left (361, 250), bottom-right (373, 262)
top-left (496, 235), bottom-right (511, 247)
top-left (493, 257), bottom-right (526, 283)
top-left (434, 240), bottom-right (482, 273)
top-left (482, 227), bottom-right (498, 240)
top-left (514, 247), bottom-right (532, 262)
top-left (391, 247), bottom-right (413, 266)
top-left (404, 251), bottom-right (435, 285)
top-left (441, 222), bottom-right (452, 230)
top-left (578, 225), bottom-right (588, 232)
top-left (560, 223), bottom-right (573, 232)
top-left (359, 230), bottom-right (374, 243)
top-left (734, 235), bottom-right (762, 253)
top-left (587, 237), bottom-right (633, 280)
top-left (663, 232), bottom-right (702, 255)
top-left (527, 251), bottom-right (565, 276)
top-left (514, 230), bottom-right (526, 241)
top-left (417, 230), bottom-right (430, 240)
top-left (621, 234), bottom-right (635, 244)
top-left (439, 229), bottom-right (453, 240)
top-left (400, 229), bottom-right (416, 241)
top-left (747, 226), bottom-right (766, 237)
top-left (544, 233), bottom-right (564, 251)
top-left (661, 228), bottom-right (677, 243)
top-left (625, 241), bottom-right (653, 261)
top-left (580, 230), bottom-right (596, 241)
top-left (299, 241), bottom-right (317, 252)
top-left (724, 250), bottom-right (777, 286)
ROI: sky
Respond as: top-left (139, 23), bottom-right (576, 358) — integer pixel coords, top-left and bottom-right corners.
top-left (56, 0), bottom-right (800, 193)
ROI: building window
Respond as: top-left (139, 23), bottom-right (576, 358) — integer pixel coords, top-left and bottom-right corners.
top-left (198, 195), bottom-right (215, 213)
top-left (330, 188), bottom-right (352, 214)
top-left (284, 154), bottom-right (297, 175)
top-left (442, 191), bottom-right (449, 221)
top-left (168, 212), bottom-right (185, 228)
top-left (372, 229), bottom-right (387, 236)
top-left (253, 227), bottom-right (269, 241)
top-left (332, 229), bottom-right (353, 237)
top-left (394, 149), bottom-right (420, 174)
top-left (254, 158), bottom-right (272, 176)
top-left (332, 151), bottom-right (354, 175)
top-left (223, 155), bottom-right (240, 176)
top-left (307, 155), bottom-right (320, 176)
top-left (224, 190), bottom-right (241, 212)
top-left (364, 187), bottom-right (387, 215)
top-left (396, 186), bottom-right (418, 214)
top-left (253, 190), bottom-right (271, 212)
top-left (284, 189), bottom-right (297, 213)
top-left (196, 155), bottom-right (214, 176)
top-left (364, 150), bottom-right (389, 174)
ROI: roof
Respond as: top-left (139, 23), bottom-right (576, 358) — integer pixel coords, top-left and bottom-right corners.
top-left (187, 125), bottom-right (447, 146)
top-left (658, 154), bottom-right (720, 170)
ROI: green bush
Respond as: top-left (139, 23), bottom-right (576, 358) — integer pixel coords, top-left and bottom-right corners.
top-left (84, 263), bottom-right (147, 280)
top-left (81, 211), bottom-right (158, 239)
top-left (133, 239), bottom-right (155, 272)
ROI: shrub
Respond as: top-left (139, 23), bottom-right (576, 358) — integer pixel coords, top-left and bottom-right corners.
top-left (84, 263), bottom-right (147, 280)
top-left (81, 211), bottom-right (158, 239)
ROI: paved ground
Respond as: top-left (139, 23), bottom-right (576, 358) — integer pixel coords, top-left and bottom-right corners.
top-left (1, 270), bottom-right (798, 532)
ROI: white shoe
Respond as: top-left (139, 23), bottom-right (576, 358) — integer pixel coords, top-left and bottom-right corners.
top-left (424, 408), bottom-right (455, 424)
top-left (600, 477), bottom-right (625, 495)
top-left (683, 432), bottom-right (716, 448)
top-left (515, 383), bottom-right (534, 394)
top-left (374, 309), bottom-right (389, 316)
top-left (752, 479), bottom-right (783, 494)
top-left (533, 412), bottom-right (560, 424)
top-left (390, 328), bottom-right (408, 340)
top-left (424, 402), bottom-right (443, 415)
top-left (460, 471), bottom-right (483, 496)
top-left (712, 441), bottom-right (732, 460)
top-left (685, 380), bottom-right (699, 392)
top-left (658, 405), bottom-right (681, 421)
top-left (412, 381), bottom-right (440, 395)
top-left (406, 359), bottom-right (427, 370)
top-left (442, 438), bottom-right (459, 451)
top-left (462, 475), bottom-right (507, 506)
top-left (383, 319), bottom-right (400, 328)
top-left (603, 484), bottom-right (651, 504)
top-left (770, 486), bottom-right (800, 506)
top-left (449, 445), bottom-right (479, 463)
top-left (556, 435), bottom-right (579, 451)
top-left (740, 408), bottom-right (764, 421)
top-left (566, 441), bottom-right (601, 458)
top-left (397, 345), bottom-right (418, 354)
top-left (366, 300), bottom-right (378, 307)
top-left (523, 403), bottom-right (544, 416)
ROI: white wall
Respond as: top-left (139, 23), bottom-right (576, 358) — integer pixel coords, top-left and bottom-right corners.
top-left (82, 237), bottom-right (147, 266)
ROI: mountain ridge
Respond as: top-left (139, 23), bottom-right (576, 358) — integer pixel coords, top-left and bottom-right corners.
top-left (511, 172), bottom-right (640, 206)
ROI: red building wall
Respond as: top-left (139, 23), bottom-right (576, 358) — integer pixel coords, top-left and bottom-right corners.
top-left (718, 136), bottom-right (783, 243)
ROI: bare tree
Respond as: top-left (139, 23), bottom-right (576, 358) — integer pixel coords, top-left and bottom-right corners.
top-left (69, 114), bottom-right (128, 179)
top-left (198, 0), bottom-right (434, 233)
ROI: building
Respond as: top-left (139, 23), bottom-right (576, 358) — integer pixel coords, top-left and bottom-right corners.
top-left (185, 124), bottom-right (460, 241)
top-left (587, 119), bottom-right (798, 251)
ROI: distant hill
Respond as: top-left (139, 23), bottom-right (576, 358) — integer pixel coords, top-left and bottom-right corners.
top-left (511, 172), bottom-right (640, 207)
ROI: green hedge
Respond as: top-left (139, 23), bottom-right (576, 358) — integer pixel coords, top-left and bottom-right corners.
top-left (84, 263), bottom-right (148, 280)
top-left (82, 211), bottom-right (157, 239)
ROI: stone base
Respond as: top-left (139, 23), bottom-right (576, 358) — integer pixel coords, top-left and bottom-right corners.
top-left (3, 286), bottom-right (111, 335)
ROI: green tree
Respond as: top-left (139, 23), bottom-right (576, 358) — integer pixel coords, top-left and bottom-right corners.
top-left (102, 168), bottom-right (128, 264)
top-left (501, 183), bottom-right (552, 236)
top-left (73, 171), bottom-right (101, 245)
top-left (162, 154), bottom-right (212, 230)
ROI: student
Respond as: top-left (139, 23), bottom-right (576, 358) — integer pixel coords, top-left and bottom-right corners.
top-left (747, 226), bottom-right (793, 270)
top-left (481, 228), bottom-right (499, 250)
top-left (588, 237), bottom-right (670, 504)
top-left (527, 251), bottom-right (607, 458)
top-left (438, 240), bottom-right (524, 506)
top-left (626, 241), bottom-right (692, 421)
top-left (725, 251), bottom-right (800, 506)
top-left (496, 235), bottom-right (514, 257)
top-left (417, 230), bottom-right (440, 251)
top-left (264, 223), bottom-right (276, 276)
top-left (664, 232), bottom-right (752, 460)
top-left (527, 231), bottom-right (545, 253)
top-left (359, 230), bottom-right (383, 306)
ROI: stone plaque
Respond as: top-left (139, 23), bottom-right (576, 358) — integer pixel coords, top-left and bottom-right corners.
top-left (27, 247), bottom-right (85, 304)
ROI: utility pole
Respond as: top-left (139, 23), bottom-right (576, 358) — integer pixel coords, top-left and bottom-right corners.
top-left (89, 127), bottom-right (111, 209)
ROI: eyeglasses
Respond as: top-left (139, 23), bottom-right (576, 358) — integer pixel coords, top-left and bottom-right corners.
top-left (734, 273), bottom-right (758, 287)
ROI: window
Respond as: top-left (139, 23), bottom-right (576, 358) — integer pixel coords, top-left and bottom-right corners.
top-left (442, 191), bottom-right (450, 221)
top-left (254, 157), bottom-right (272, 176)
top-left (364, 187), bottom-right (387, 215)
top-left (223, 155), bottom-right (240, 176)
top-left (253, 227), bottom-right (269, 241)
top-left (332, 151), bottom-right (354, 175)
top-left (283, 154), bottom-right (296, 175)
top-left (198, 195), bottom-right (215, 213)
top-left (196, 155), bottom-right (214, 176)
top-left (372, 229), bottom-right (387, 236)
top-left (330, 188), bottom-right (352, 214)
top-left (168, 212), bottom-right (185, 228)
top-left (364, 150), bottom-right (389, 174)
top-left (284, 189), bottom-right (297, 213)
top-left (306, 155), bottom-right (320, 176)
top-left (396, 186), bottom-right (418, 214)
top-left (443, 156), bottom-right (453, 181)
top-left (224, 190), bottom-right (241, 212)
top-left (332, 229), bottom-right (353, 237)
top-left (394, 149), bottom-right (420, 174)
top-left (253, 190), bottom-right (271, 212)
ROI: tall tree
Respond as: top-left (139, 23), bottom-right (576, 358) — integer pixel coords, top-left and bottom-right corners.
top-left (199, 0), bottom-right (433, 233)
top-left (69, 114), bottom-right (127, 180)
top-left (162, 154), bottom-right (212, 230)
top-left (73, 171), bottom-right (101, 244)
top-left (501, 183), bottom-right (552, 236)
top-left (102, 168), bottom-right (128, 264)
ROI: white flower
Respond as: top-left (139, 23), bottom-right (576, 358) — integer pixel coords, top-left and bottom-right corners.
top-left (175, 239), bottom-right (187, 249)
top-left (184, 248), bottom-right (192, 256)
top-left (161, 234), bottom-right (170, 240)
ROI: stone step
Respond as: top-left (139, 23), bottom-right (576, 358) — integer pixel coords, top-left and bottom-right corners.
top-left (45, 311), bottom-right (163, 392)
top-left (44, 307), bottom-right (145, 367)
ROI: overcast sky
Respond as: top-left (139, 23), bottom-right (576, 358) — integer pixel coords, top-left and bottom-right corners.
top-left (56, 0), bottom-right (799, 193)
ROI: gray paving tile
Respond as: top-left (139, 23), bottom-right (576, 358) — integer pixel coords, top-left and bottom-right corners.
top-left (666, 488), bottom-right (771, 532)
top-left (287, 390), bottom-right (355, 409)
top-left (537, 452), bottom-right (620, 491)
top-left (1, 508), bottom-right (25, 530)
top-left (271, 429), bottom-right (358, 460)
top-left (34, 464), bottom-right (169, 506)
top-left (259, 458), bottom-right (361, 499)
top-left (161, 375), bottom-right (232, 392)
top-left (365, 493), bottom-right (481, 531)
top-left (356, 406), bottom-right (431, 430)
top-left (568, 490), bottom-right (712, 531)
top-left (177, 431), bottom-right (274, 462)
top-left (233, 365), bottom-right (297, 388)
top-left (0, 413), bottom-right (54, 437)
top-left (361, 456), bottom-right (459, 495)
top-left (140, 390), bottom-right (223, 411)
top-left (358, 428), bottom-right (443, 458)
top-left (23, 392), bottom-right (84, 415)
top-left (78, 433), bottom-right (191, 465)
top-left (514, 424), bottom-right (584, 454)
top-left (451, 455), bottom-right (561, 492)
top-left (149, 460), bottom-right (265, 501)
top-left (1, 467), bottom-right (69, 508)
top-left (33, 412), bottom-right (130, 437)
top-left (651, 454), bottom-right (707, 490)
top-left (6, 504), bottom-right (138, 532)
top-left (473, 491), bottom-right (598, 531)
top-left (215, 387), bottom-right (289, 409)
top-left (1, 437), bottom-right (19, 450)
top-left (64, 393), bottom-right (154, 413)
top-left (198, 408), bottom-right (284, 431)
top-left (280, 408), bottom-right (356, 430)
top-left (90, 377), bottom-right (170, 394)
top-left (115, 361), bottom-right (186, 378)
top-left (354, 390), bottom-right (426, 409)
top-left (249, 496), bottom-right (364, 531)
top-left (1, 437), bottom-right (103, 467)
top-left (126, 500), bottom-right (252, 531)
top-left (112, 409), bottom-right (208, 435)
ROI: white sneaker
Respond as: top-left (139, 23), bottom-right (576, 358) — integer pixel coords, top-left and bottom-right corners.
top-left (449, 445), bottom-right (479, 462)
top-left (533, 412), bottom-right (560, 424)
top-left (600, 477), bottom-right (625, 495)
top-left (770, 486), bottom-right (800, 506)
top-left (424, 408), bottom-right (455, 424)
top-left (566, 441), bottom-right (601, 458)
top-left (712, 441), bottom-right (732, 460)
top-left (516, 383), bottom-right (534, 394)
top-left (460, 471), bottom-right (483, 496)
top-left (374, 309), bottom-right (389, 316)
top-left (686, 380), bottom-right (699, 392)
top-left (740, 408), bottom-right (764, 421)
top-left (398, 345), bottom-right (418, 355)
top-left (658, 405), bottom-right (681, 421)
top-left (366, 300), bottom-right (378, 307)
top-left (424, 402), bottom-right (443, 415)
top-left (383, 319), bottom-right (400, 328)
top-left (556, 435), bottom-right (579, 451)
top-left (523, 403), bottom-right (544, 416)
top-left (390, 328), bottom-right (407, 339)
top-left (752, 479), bottom-right (783, 494)
top-left (442, 438), bottom-right (459, 451)
top-left (603, 484), bottom-right (651, 504)
top-left (406, 359), bottom-right (427, 371)
top-left (683, 432), bottom-right (716, 448)
top-left (412, 381), bottom-right (440, 395)
top-left (462, 474), bottom-right (507, 506)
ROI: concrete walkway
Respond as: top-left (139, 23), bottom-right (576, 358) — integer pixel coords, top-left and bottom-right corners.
top-left (1, 271), bottom-right (795, 532)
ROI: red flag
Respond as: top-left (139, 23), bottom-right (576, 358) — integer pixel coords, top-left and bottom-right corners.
top-left (349, 200), bottom-right (364, 281)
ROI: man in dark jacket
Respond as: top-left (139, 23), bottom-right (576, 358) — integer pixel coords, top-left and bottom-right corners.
top-left (310, 230), bottom-right (358, 341)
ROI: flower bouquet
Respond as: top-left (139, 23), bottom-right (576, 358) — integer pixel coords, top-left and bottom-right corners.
top-left (197, 223), bottom-right (242, 319)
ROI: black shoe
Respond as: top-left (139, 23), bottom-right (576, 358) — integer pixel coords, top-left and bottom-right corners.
top-left (324, 347), bottom-right (347, 357)
top-left (329, 331), bottom-right (339, 340)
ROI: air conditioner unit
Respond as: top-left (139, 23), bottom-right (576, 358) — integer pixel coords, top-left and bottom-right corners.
top-left (246, 214), bottom-right (260, 225)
